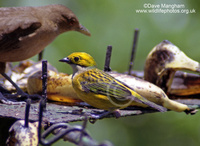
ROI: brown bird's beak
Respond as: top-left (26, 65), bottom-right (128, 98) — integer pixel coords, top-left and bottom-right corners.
top-left (76, 24), bottom-right (91, 36)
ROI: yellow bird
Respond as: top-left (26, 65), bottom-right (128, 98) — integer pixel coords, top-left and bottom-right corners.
top-left (59, 52), bottom-right (167, 115)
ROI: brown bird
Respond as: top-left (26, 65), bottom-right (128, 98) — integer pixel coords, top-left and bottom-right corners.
top-left (0, 4), bottom-right (90, 102)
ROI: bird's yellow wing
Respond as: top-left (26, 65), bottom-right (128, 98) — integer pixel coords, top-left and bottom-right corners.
top-left (79, 69), bottom-right (130, 96)
top-left (78, 68), bottom-right (167, 112)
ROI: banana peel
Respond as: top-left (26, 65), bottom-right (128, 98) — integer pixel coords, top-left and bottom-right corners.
top-left (6, 120), bottom-right (38, 146)
top-left (27, 70), bottom-right (81, 103)
top-left (170, 71), bottom-right (200, 96)
top-left (1, 60), bottom-right (81, 103)
top-left (1, 60), bottom-right (58, 92)
top-left (144, 40), bottom-right (200, 94)
top-left (109, 72), bottom-right (194, 113)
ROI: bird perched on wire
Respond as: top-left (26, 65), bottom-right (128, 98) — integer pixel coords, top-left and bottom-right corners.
top-left (0, 4), bottom-right (90, 101)
top-left (59, 52), bottom-right (167, 118)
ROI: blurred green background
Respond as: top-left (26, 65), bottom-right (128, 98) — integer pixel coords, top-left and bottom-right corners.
top-left (1, 0), bottom-right (200, 145)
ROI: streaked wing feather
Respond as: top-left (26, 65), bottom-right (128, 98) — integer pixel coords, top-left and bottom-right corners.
top-left (81, 81), bottom-right (131, 99)
top-left (80, 69), bottom-right (132, 99)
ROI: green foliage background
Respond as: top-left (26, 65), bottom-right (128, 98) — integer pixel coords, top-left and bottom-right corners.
top-left (1, 0), bottom-right (200, 145)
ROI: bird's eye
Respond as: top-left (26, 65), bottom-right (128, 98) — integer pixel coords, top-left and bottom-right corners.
top-left (74, 57), bottom-right (79, 62)
top-left (62, 15), bottom-right (76, 25)
top-left (68, 18), bottom-right (76, 25)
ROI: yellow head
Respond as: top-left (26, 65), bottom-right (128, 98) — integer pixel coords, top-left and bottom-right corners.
top-left (59, 52), bottom-right (96, 67)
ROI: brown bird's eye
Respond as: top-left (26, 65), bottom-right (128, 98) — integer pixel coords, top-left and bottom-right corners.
top-left (62, 15), bottom-right (76, 25)
top-left (68, 18), bottom-right (76, 25)
top-left (74, 57), bottom-right (79, 62)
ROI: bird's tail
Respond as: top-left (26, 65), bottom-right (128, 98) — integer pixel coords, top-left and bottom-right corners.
top-left (128, 94), bottom-right (167, 112)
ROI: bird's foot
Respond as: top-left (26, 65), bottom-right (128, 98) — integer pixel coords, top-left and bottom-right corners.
top-left (185, 108), bottom-right (198, 115)
top-left (89, 110), bottom-right (121, 123)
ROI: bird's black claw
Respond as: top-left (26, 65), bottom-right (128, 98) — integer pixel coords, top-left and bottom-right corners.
top-left (184, 109), bottom-right (198, 115)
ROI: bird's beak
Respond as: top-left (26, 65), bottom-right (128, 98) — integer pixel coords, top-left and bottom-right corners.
top-left (165, 47), bottom-right (200, 72)
top-left (59, 57), bottom-right (71, 64)
top-left (76, 24), bottom-right (91, 36)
